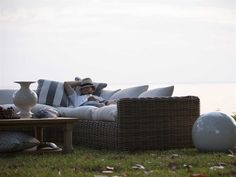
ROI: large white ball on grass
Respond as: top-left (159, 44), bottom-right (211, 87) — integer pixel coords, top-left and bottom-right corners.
top-left (192, 112), bottom-right (236, 152)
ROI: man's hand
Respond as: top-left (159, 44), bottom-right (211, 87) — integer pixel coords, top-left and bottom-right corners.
top-left (88, 96), bottom-right (97, 101)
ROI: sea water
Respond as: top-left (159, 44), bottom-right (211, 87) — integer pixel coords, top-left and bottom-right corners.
top-left (106, 83), bottom-right (236, 115)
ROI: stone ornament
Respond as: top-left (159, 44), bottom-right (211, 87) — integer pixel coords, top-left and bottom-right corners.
top-left (192, 111), bottom-right (236, 152)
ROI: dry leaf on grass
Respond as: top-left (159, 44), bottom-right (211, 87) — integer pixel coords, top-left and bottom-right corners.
top-left (183, 164), bottom-right (193, 169)
top-left (171, 154), bottom-right (179, 159)
top-left (106, 166), bottom-right (114, 171)
top-left (150, 153), bottom-right (157, 156)
top-left (209, 165), bottom-right (224, 170)
top-left (132, 164), bottom-right (145, 170)
top-left (144, 170), bottom-right (153, 175)
top-left (132, 163), bottom-right (153, 175)
top-left (190, 174), bottom-right (208, 177)
top-left (58, 170), bottom-right (61, 175)
top-left (100, 166), bottom-right (115, 174)
top-left (84, 154), bottom-right (92, 160)
top-left (102, 170), bottom-right (113, 174)
top-left (209, 162), bottom-right (226, 170)
top-left (183, 164), bottom-right (193, 172)
top-left (217, 162), bottom-right (226, 166)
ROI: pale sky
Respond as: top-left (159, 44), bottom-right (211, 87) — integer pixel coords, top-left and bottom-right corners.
top-left (0, 0), bottom-right (235, 88)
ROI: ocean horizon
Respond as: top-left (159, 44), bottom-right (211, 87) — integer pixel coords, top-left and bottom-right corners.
top-left (1, 82), bottom-right (235, 116)
top-left (107, 82), bottom-right (236, 115)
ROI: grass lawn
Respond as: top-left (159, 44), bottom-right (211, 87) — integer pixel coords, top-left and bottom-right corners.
top-left (0, 147), bottom-right (235, 177)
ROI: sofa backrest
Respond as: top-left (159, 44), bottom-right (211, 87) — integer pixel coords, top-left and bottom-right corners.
top-left (0, 89), bottom-right (16, 104)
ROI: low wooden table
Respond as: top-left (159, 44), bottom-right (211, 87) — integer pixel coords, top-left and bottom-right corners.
top-left (0, 117), bottom-right (79, 153)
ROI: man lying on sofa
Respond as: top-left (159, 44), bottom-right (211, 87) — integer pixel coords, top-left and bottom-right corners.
top-left (64, 78), bottom-right (114, 108)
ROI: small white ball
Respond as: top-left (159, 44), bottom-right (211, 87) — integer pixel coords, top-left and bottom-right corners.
top-left (192, 112), bottom-right (236, 152)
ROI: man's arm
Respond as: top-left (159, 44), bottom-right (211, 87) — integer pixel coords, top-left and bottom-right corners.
top-left (64, 81), bottom-right (81, 95)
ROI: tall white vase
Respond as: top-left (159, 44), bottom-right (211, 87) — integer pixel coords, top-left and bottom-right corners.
top-left (13, 81), bottom-right (38, 118)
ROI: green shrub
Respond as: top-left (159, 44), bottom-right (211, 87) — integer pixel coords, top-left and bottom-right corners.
top-left (232, 113), bottom-right (236, 120)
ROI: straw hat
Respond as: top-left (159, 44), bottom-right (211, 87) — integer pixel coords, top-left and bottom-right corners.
top-left (79, 78), bottom-right (95, 89)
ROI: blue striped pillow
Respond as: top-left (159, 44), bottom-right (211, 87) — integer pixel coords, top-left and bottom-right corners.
top-left (36, 79), bottom-right (69, 107)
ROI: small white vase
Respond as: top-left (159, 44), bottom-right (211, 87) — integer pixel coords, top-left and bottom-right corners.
top-left (13, 81), bottom-right (38, 118)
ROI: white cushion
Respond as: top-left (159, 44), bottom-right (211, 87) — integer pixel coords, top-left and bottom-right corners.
top-left (31, 104), bottom-right (58, 114)
top-left (56, 106), bottom-right (97, 120)
top-left (0, 132), bottom-right (40, 152)
top-left (109, 85), bottom-right (148, 100)
top-left (92, 104), bottom-right (117, 121)
top-left (138, 86), bottom-right (174, 98)
top-left (100, 89), bottom-right (121, 100)
top-left (0, 89), bottom-right (16, 104)
top-left (31, 104), bottom-right (59, 118)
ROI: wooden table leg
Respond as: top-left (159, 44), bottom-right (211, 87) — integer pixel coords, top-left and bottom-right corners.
top-left (35, 127), bottom-right (43, 142)
top-left (63, 123), bottom-right (73, 153)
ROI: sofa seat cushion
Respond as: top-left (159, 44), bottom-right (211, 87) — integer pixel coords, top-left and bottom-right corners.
top-left (57, 106), bottom-right (96, 120)
top-left (57, 105), bottom-right (117, 121)
top-left (0, 103), bottom-right (117, 121)
top-left (92, 104), bottom-right (117, 121)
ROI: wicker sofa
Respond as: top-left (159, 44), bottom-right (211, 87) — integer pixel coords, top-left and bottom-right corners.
top-left (0, 89), bottom-right (200, 151)
top-left (73, 96), bottom-right (200, 150)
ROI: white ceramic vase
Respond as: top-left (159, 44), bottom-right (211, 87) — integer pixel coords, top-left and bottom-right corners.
top-left (13, 81), bottom-right (38, 118)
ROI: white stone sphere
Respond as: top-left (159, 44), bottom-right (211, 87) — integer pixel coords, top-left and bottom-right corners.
top-left (192, 111), bottom-right (236, 152)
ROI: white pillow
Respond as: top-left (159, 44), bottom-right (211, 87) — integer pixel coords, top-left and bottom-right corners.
top-left (109, 85), bottom-right (148, 100)
top-left (31, 104), bottom-right (58, 114)
top-left (0, 89), bottom-right (16, 104)
top-left (100, 89), bottom-right (121, 100)
top-left (92, 104), bottom-right (117, 121)
top-left (0, 132), bottom-right (40, 152)
top-left (138, 86), bottom-right (174, 98)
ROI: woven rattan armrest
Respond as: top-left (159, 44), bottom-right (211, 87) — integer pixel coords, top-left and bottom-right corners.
top-left (116, 96), bottom-right (200, 150)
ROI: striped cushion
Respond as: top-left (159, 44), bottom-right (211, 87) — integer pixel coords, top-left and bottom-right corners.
top-left (36, 79), bottom-right (69, 107)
